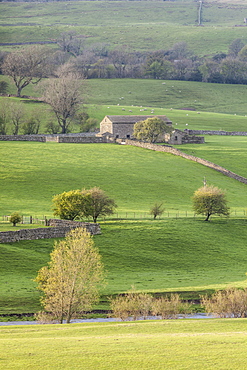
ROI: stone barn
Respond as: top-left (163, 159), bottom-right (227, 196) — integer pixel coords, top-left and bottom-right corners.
top-left (99, 115), bottom-right (172, 139)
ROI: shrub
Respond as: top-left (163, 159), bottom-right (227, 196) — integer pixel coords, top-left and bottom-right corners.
top-left (201, 287), bottom-right (247, 318)
top-left (9, 212), bottom-right (22, 226)
top-left (110, 291), bottom-right (153, 321)
top-left (151, 293), bottom-right (191, 319)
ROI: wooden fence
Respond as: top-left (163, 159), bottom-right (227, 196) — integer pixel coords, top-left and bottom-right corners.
top-left (2, 209), bottom-right (247, 224)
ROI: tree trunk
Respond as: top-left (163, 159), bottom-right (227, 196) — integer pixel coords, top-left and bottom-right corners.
top-left (204, 213), bottom-right (211, 221)
top-left (17, 86), bottom-right (22, 98)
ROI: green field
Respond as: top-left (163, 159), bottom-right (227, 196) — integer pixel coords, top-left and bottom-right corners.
top-left (0, 141), bottom-right (246, 216)
top-left (1, 319), bottom-right (247, 369)
top-left (176, 135), bottom-right (247, 178)
top-left (2, 77), bottom-right (247, 134)
top-left (0, 141), bottom-right (246, 314)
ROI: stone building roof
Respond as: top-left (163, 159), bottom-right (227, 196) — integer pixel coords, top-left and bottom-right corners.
top-left (106, 115), bottom-right (172, 124)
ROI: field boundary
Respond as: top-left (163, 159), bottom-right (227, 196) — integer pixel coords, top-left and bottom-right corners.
top-left (0, 219), bottom-right (101, 243)
top-left (119, 139), bottom-right (247, 185)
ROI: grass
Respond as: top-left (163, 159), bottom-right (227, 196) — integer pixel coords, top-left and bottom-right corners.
top-left (1, 0), bottom-right (247, 56)
top-left (85, 79), bottom-right (247, 116)
top-left (0, 222), bottom-right (46, 232)
top-left (1, 218), bottom-right (247, 314)
top-left (2, 77), bottom-right (247, 134)
top-left (0, 141), bottom-right (246, 216)
top-left (176, 135), bottom-right (247, 178)
top-left (1, 319), bottom-right (247, 369)
top-left (0, 141), bottom-right (247, 314)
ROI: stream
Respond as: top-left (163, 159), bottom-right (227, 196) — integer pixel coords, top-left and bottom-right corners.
top-left (0, 313), bottom-right (214, 326)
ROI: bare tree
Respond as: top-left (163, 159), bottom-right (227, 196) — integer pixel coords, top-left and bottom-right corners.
top-left (57, 32), bottom-right (85, 57)
top-left (109, 47), bottom-right (131, 78)
top-left (2, 46), bottom-right (50, 97)
top-left (43, 74), bottom-right (82, 134)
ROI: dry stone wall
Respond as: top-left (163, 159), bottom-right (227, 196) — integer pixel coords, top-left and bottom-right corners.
top-left (185, 130), bottom-right (247, 136)
top-left (0, 220), bottom-right (101, 244)
top-left (0, 134), bottom-right (107, 143)
top-left (0, 135), bottom-right (46, 142)
top-left (119, 139), bottom-right (247, 185)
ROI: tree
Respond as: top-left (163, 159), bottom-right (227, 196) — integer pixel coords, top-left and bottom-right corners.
top-left (22, 116), bottom-right (40, 135)
top-left (43, 75), bottom-right (82, 134)
top-left (75, 112), bottom-right (98, 132)
top-left (52, 190), bottom-right (89, 221)
top-left (150, 203), bottom-right (165, 219)
top-left (145, 60), bottom-right (173, 79)
top-left (108, 47), bottom-right (131, 78)
top-left (220, 58), bottom-right (247, 84)
top-left (2, 46), bottom-right (50, 97)
top-left (9, 101), bottom-right (26, 135)
top-left (57, 31), bottom-right (85, 57)
top-left (133, 117), bottom-right (172, 143)
top-left (0, 98), bottom-right (9, 135)
top-left (52, 187), bottom-right (116, 223)
top-left (35, 228), bottom-right (104, 324)
top-left (9, 212), bottom-right (22, 226)
top-left (192, 185), bottom-right (230, 221)
top-left (0, 80), bottom-right (8, 94)
top-left (81, 187), bottom-right (117, 223)
top-left (228, 38), bottom-right (245, 57)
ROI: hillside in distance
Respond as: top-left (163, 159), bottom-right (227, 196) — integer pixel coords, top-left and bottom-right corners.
top-left (1, 0), bottom-right (247, 56)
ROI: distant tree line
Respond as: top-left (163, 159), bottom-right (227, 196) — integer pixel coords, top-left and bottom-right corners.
top-left (2, 35), bottom-right (247, 84)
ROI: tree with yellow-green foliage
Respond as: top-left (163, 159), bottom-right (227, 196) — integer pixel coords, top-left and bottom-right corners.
top-left (192, 185), bottom-right (230, 221)
top-left (133, 117), bottom-right (172, 143)
top-left (35, 228), bottom-right (104, 324)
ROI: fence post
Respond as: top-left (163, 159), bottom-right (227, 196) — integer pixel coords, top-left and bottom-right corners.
top-left (30, 216), bottom-right (32, 224)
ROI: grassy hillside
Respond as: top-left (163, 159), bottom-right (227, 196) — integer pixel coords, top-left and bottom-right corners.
top-left (2, 77), bottom-right (247, 127)
top-left (0, 141), bottom-right (246, 314)
top-left (1, 0), bottom-right (247, 55)
top-left (1, 319), bottom-right (247, 369)
top-left (1, 218), bottom-right (247, 314)
top-left (176, 135), bottom-right (247, 178)
top-left (0, 141), bottom-right (246, 216)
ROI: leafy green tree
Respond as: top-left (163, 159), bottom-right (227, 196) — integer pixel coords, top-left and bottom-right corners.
top-left (22, 116), bottom-right (40, 135)
top-left (52, 190), bottom-right (89, 220)
top-left (192, 185), bottom-right (230, 221)
top-left (81, 187), bottom-right (117, 223)
top-left (150, 203), bottom-right (165, 219)
top-left (35, 228), bottom-right (104, 324)
top-left (133, 117), bottom-right (172, 143)
top-left (9, 212), bottom-right (22, 226)
top-left (145, 60), bottom-right (173, 79)
top-left (75, 112), bottom-right (98, 132)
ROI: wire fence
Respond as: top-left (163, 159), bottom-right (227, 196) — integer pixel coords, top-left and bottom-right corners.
top-left (2, 209), bottom-right (247, 225)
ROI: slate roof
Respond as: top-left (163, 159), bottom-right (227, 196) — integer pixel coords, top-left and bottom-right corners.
top-left (106, 115), bottom-right (172, 124)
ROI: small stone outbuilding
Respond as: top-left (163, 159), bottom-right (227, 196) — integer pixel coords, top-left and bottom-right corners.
top-left (98, 115), bottom-right (172, 139)
top-left (165, 129), bottom-right (205, 145)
